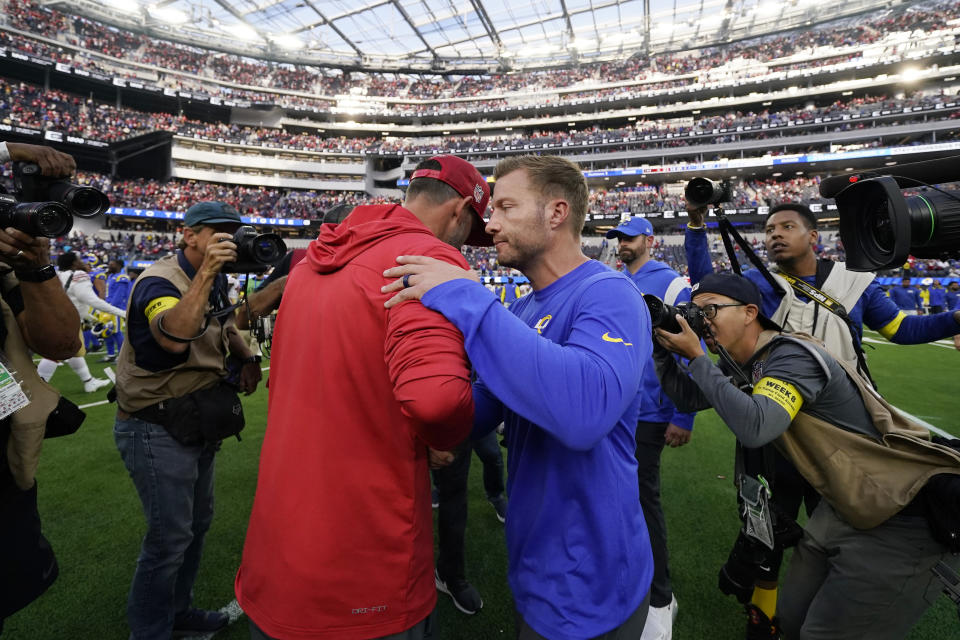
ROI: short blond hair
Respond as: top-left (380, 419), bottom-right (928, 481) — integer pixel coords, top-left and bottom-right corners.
top-left (493, 155), bottom-right (588, 236)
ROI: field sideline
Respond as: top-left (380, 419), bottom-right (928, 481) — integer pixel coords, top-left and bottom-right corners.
top-left (3, 332), bottom-right (957, 639)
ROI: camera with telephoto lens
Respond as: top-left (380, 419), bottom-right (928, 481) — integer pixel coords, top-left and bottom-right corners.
top-left (819, 155), bottom-right (960, 271)
top-left (643, 294), bottom-right (709, 337)
top-left (222, 225), bottom-right (286, 273)
top-left (685, 177), bottom-right (733, 208)
top-left (0, 162), bottom-right (109, 238)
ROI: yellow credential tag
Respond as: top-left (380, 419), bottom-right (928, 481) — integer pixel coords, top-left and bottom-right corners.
top-left (752, 377), bottom-right (804, 420)
top-left (144, 296), bottom-right (180, 323)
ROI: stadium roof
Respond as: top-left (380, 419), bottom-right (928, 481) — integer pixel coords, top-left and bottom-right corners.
top-left (56, 0), bottom-right (901, 73)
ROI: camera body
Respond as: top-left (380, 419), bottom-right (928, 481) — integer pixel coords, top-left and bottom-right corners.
top-left (685, 177), bottom-right (733, 208)
top-left (0, 162), bottom-right (109, 238)
top-left (222, 225), bottom-right (286, 273)
top-left (643, 293), bottom-right (709, 336)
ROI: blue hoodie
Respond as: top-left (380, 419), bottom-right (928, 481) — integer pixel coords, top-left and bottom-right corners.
top-left (624, 260), bottom-right (696, 430)
top-left (421, 260), bottom-right (653, 640)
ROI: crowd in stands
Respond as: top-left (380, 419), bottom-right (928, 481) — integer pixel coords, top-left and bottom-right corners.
top-left (3, 70), bottom-right (956, 159)
top-left (73, 171), bottom-right (384, 219)
top-left (2, 0), bottom-right (958, 115)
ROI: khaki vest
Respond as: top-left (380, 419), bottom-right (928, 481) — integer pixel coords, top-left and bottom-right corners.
top-left (0, 267), bottom-right (66, 490)
top-left (115, 254), bottom-right (229, 413)
top-left (763, 334), bottom-right (960, 530)
top-left (768, 263), bottom-right (875, 371)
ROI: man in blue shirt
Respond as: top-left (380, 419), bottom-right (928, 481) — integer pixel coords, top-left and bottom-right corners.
top-left (928, 280), bottom-right (947, 314)
top-left (102, 258), bottom-right (132, 363)
top-left (888, 277), bottom-right (923, 315)
top-left (606, 215), bottom-right (694, 640)
top-left (947, 282), bottom-right (960, 312)
top-left (383, 155), bottom-right (654, 640)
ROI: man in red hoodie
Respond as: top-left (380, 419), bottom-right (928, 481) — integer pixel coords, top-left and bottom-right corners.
top-left (236, 155), bottom-right (490, 640)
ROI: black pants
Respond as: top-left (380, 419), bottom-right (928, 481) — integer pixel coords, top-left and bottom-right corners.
top-left (432, 433), bottom-right (505, 583)
top-left (758, 449), bottom-right (820, 582)
top-left (635, 420), bottom-right (672, 608)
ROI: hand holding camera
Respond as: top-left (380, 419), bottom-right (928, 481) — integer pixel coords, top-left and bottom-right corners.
top-left (201, 233), bottom-right (238, 278)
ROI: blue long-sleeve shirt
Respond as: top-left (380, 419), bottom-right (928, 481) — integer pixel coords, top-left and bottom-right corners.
top-left (684, 227), bottom-right (960, 345)
top-left (888, 285), bottom-right (922, 311)
top-left (624, 260), bottom-right (696, 430)
top-left (421, 260), bottom-right (653, 640)
top-left (947, 290), bottom-right (960, 311)
top-left (105, 272), bottom-right (132, 310)
top-left (929, 287), bottom-right (947, 308)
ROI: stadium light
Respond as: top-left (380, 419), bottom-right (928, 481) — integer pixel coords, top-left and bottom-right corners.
top-left (104, 0), bottom-right (139, 14)
top-left (271, 34), bottom-right (304, 51)
top-left (147, 5), bottom-right (187, 24)
top-left (900, 66), bottom-right (923, 82)
top-left (227, 23), bottom-right (262, 42)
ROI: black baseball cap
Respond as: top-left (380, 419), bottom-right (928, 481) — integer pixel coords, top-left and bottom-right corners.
top-left (691, 273), bottom-right (782, 331)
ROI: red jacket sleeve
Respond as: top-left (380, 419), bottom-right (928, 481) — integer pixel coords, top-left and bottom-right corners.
top-left (383, 246), bottom-right (474, 451)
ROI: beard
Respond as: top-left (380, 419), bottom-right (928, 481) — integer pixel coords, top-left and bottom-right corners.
top-left (618, 248), bottom-right (636, 263)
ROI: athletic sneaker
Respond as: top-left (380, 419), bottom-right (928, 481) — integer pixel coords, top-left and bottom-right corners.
top-left (82, 377), bottom-right (110, 393)
top-left (435, 569), bottom-right (483, 615)
top-left (172, 608), bottom-right (229, 636)
top-left (431, 487), bottom-right (439, 509)
top-left (744, 603), bottom-right (781, 640)
top-left (490, 495), bottom-right (507, 523)
top-left (640, 594), bottom-right (677, 640)
top-left (99, 354), bottom-right (117, 363)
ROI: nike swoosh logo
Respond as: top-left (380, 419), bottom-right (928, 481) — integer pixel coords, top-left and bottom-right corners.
top-left (602, 332), bottom-right (633, 346)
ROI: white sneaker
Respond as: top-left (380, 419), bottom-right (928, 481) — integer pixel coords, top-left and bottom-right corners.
top-left (640, 596), bottom-right (676, 640)
top-left (669, 594), bottom-right (678, 623)
top-left (83, 377), bottom-right (110, 393)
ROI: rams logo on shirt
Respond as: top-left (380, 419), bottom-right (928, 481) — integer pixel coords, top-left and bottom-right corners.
top-left (534, 315), bottom-right (552, 334)
top-left (601, 332), bottom-right (633, 346)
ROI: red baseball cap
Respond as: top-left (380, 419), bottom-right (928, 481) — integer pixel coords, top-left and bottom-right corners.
top-left (411, 155), bottom-right (492, 246)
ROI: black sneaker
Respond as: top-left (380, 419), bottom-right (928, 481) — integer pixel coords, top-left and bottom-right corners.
top-left (490, 496), bottom-right (507, 523)
top-left (172, 608), bottom-right (229, 637)
top-left (99, 354), bottom-right (117, 363)
top-left (435, 569), bottom-right (483, 615)
top-left (744, 604), bottom-right (781, 640)
top-left (431, 487), bottom-right (439, 509)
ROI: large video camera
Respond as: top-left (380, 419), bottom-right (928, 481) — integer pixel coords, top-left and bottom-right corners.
top-left (643, 294), bottom-right (709, 337)
top-left (685, 177), bottom-right (733, 208)
top-left (0, 162), bottom-right (109, 238)
top-left (819, 155), bottom-right (960, 271)
top-left (223, 225), bottom-right (286, 273)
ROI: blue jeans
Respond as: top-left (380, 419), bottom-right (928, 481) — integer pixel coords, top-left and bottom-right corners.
top-left (114, 417), bottom-right (218, 640)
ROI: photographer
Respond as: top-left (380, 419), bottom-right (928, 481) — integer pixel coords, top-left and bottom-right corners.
top-left (113, 201), bottom-right (261, 639)
top-left (0, 142), bottom-right (83, 631)
top-left (685, 201), bottom-right (960, 633)
top-left (654, 273), bottom-right (960, 640)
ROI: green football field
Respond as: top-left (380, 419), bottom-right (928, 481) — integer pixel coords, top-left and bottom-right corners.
top-left (3, 331), bottom-right (958, 639)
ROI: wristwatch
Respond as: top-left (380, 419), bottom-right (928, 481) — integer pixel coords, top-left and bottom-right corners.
top-left (15, 264), bottom-right (57, 283)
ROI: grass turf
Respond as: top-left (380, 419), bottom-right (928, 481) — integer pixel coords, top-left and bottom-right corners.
top-left (3, 334), bottom-right (958, 639)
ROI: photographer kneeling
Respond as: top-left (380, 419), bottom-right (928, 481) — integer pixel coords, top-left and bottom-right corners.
top-left (113, 201), bottom-right (261, 639)
top-left (654, 273), bottom-right (960, 640)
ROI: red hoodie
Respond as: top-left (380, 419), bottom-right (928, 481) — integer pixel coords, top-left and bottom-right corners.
top-left (236, 205), bottom-right (474, 639)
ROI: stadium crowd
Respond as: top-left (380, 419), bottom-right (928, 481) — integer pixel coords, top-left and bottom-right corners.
top-left (3, 72), bottom-right (957, 160)
top-left (1, 0), bottom-right (958, 115)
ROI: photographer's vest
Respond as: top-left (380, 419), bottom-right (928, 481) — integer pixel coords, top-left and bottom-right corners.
top-left (768, 262), bottom-right (875, 372)
top-left (755, 333), bottom-right (960, 530)
top-left (0, 268), bottom-right (66, 490)
top-left (115, 255), bottom-right (229, 413)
